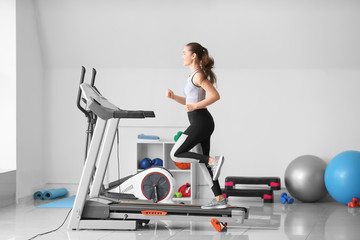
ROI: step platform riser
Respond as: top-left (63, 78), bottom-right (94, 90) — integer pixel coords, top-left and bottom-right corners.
top-left (222, 176), bottom-right (281, 203)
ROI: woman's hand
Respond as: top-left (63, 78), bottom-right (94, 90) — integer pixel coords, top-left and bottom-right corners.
top-left (166, 89), bottom-right (175, 99)
top-left (185, 102), bottom-right (198, 112)
top-left (166, 89), bottom-right (186, 105)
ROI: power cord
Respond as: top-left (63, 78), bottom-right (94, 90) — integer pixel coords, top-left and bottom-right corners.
top-left (28, 209), bottom-right (72, 240)
top-left (29, 126), bottom-right (120, 240)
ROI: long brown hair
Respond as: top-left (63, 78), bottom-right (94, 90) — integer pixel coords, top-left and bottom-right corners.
top-left (186, 42), bottom-right (217, 85)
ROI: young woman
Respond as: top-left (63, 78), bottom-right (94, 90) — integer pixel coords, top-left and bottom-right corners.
top-left (167, 42), bottom-right (227, 209)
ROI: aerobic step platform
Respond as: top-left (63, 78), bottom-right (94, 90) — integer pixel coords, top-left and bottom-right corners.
top-left (222, 176), bottom-right (281, 203)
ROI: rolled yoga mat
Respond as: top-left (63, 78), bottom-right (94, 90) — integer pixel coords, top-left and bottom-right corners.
top-left (33, 190), bottom-right (46, 200)
top-left (43, 188), bottom-right (69, 200)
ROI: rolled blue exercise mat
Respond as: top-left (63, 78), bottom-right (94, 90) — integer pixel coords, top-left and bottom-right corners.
top-left (137, 133), bottom-right (160, 140)
top-left (33, 190), bottom-right (46, 200)
top-left (43, 188), bottom-right (69, 200)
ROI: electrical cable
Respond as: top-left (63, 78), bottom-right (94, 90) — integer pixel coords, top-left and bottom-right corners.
top-left (28, 209), bottom-right (72, 240)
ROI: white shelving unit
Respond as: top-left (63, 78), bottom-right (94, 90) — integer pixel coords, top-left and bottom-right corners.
top-left (136, 140), bottom-right (197, 203)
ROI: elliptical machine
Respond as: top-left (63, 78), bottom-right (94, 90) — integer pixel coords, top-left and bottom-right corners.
top-left (76, 66), bottom-right (175, 203)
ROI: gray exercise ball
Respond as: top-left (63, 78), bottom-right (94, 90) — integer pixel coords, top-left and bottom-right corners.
top-left (284, 155), bottom-right (328, 202)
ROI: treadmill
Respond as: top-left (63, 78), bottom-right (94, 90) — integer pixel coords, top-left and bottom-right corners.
top-left (68, 69), bottom-right (248, 231)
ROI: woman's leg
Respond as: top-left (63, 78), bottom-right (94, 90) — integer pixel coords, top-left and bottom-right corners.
top-left (170, 126), bottom-right (209, 164)
top-left (200, 136), bottom-right (227, 209)
top-left (200, 137), bottom-right (223, 198)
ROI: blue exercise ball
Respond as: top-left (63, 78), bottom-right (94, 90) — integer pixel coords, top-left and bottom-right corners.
top-left (324, 150), bottom-right (360, 205)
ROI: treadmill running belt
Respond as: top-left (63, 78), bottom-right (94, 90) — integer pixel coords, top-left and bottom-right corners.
top-left (109, 202), bottom-right (247, 217)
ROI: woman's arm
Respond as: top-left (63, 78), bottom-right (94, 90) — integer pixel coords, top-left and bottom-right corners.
top-left (167, 89), bottom-right (186, 105)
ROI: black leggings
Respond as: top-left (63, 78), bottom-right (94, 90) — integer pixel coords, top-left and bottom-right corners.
top-left (170, 109), bottom-right (222, 197)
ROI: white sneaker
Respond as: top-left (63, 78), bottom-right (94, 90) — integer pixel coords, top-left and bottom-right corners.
top-left (201, 198), bottom-right (228, 209)
top-left (209, 156), bottom-right (224, 181)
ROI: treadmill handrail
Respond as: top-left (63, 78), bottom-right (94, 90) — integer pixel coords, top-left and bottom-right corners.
top-left (88, 98), bottom-right (155, 120)
top-left (81, 82), bottom-right (155, 120)
top-left (77, 67), bottom-right (90, 119)
top-left (113, 110), bottom-right (155, 119)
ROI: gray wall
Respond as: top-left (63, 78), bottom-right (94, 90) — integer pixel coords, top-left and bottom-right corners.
top-left (16, 0), bottom-right (45, 200)
top-left (17, 0), bottom-right (360, 197)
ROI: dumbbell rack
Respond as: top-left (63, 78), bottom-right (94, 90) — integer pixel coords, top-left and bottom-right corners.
top-left (222, 176), bottom-right (281, 203)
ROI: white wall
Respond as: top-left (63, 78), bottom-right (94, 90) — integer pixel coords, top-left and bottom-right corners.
top-left (26, 0), bottom-right (360, 196)
top-left (0, 0), bottom-right (16, 172)
top-left (33, 0), bottom-right (360, 69)
top-left (16, 0), bottom-right (45, 200)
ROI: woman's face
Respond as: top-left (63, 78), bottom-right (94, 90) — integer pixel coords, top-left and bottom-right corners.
top-left (182, 46), bottom-right (195, 66)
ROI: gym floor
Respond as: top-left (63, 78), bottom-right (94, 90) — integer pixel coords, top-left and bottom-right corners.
top-left (1, 194), bottom-right (360, 240)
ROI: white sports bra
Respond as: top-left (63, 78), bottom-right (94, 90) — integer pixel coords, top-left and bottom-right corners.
top-left (183, 69), bottom-right (206, 103)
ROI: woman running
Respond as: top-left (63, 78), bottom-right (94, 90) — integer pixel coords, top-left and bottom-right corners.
top-left (167, 42), bottom-right (227, 209)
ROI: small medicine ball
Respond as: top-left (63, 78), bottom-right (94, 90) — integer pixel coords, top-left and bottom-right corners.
top-left (140, 158), bottom-right (152, 169)
top-left (152, 158), bottom-right (163, 167)
top-left (175, 161), bottom-right (190, 170)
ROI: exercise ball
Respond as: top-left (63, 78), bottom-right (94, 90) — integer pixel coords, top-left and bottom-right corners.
top-left (324, 150), bottom-right (360, 205)
top-left (285, 155), bottom-right (327, 202)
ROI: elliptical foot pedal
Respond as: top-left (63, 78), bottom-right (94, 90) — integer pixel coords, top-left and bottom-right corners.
top-left (211, 218), bottom-right (227, 232)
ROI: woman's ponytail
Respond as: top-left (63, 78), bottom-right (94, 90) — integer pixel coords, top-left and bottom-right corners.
top-left (201, 47), bottom-right (216, 85)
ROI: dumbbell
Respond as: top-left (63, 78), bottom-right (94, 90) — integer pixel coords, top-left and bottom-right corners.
top-left (174, 192), bottom-right (182, 198)
top-left (174, 131), bottom-right (183, 142)
top-left (280, 193), bottom-right (294, 204)
top-left (348, 197), bottom-right (359, 208)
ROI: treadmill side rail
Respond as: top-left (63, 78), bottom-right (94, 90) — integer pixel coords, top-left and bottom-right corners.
top-left (110, 212), bottom-right (245, 224)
